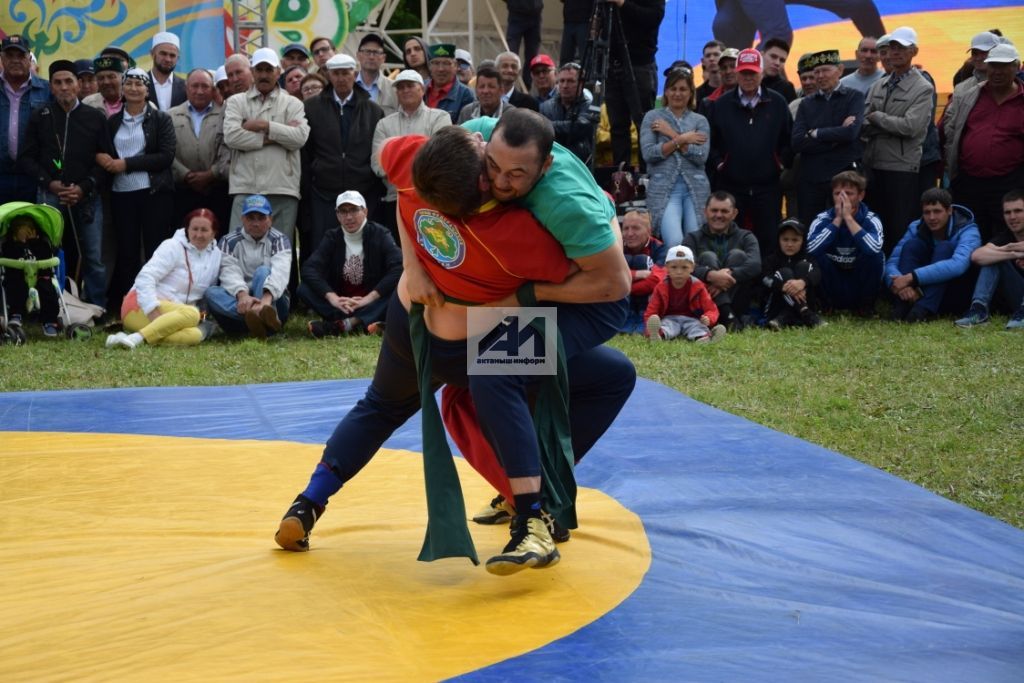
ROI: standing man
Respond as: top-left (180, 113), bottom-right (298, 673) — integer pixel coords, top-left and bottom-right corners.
top-left (223, 53), bottom-right (254, 97)
top-left (761, 38), bottom-right (797, 103)
top-left (457, 66), bottom-right (514, 123)
top-left (698, 47), bottom-right (739, 113)
top-left (455, 49), bottom-right (475, 85)
top-left (708, 49), bottom-right (792, 258)
top-left (839, 36), bottom-right (882, 96)
top-left (861, 26), bottom-right (933, 254)
top-left (18, 60), bottom-right (108, 309)
top-left (147, 31), bottom-right (186, 111)
top-left (302, 53), bottom-right (385, 253)
top-left (424, 44), bottom-right (475, 123)
top-left (529, 54), bottom-right (558, 103)
top-left (74, 59), bottom-right (98, 99)
top-left (561, 0), bottom-right (593, 65)
top-left (942, 43), bottom-right (1024, 243)
top-left (82, 56), bottom-right (124, 117)
top-left (495, 52), bottom-right (539, 111)
top-left (695, 40), bottom-right (726, 102)
top-left (539, 62), bottom-right (595, 163)
top-left (1, 34), bottom-right (50, 204)
top-left (223, 47), bottom-right (309, 244)
top-left (604, 0), bottom-right (665, 168)
top-left (792, 49), bottom-right (865, 228)
top-left (371, 70), bottom-right (449, 240)
top-left (504, 0), bottom-right (543, 88)
top-left (356, 33), bottom-right (397, 114)
top-left (309, 37), bottom-right (336, 74)
top-left (169, 68), bottom-right (231, 230)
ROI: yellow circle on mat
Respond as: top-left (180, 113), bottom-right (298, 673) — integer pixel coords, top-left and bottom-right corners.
top-left (0, 432), bottom-right (650, 681)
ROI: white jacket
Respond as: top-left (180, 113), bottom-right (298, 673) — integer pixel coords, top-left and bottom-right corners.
top-left (223, 86), bottom-right (309, 197)
top-left (133, 228), bottom-right (223, 314)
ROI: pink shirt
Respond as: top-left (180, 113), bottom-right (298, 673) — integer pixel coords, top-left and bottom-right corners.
top-left (2, 75), bottom-right (29, 159)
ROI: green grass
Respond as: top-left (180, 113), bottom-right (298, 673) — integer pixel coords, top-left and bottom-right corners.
top-left (2, 313), bottom-right (1022, 529)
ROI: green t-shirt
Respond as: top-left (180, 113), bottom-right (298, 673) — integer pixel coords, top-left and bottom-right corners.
top-left (462, 117), bottom-right (615, 260)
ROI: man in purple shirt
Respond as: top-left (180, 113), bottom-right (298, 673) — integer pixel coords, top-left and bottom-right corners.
top-left (0, 34), bottom-right (50, 204)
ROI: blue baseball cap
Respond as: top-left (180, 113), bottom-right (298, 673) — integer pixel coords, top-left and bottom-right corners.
top-left (242, 194), bottom-right (272, 215)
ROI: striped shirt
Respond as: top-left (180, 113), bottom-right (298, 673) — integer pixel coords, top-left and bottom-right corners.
top-left (112, 110), bottom-right (151, 193)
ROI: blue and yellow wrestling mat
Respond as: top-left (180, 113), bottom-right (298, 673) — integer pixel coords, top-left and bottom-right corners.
top-left (2, 379), bottom-right (1023, 681)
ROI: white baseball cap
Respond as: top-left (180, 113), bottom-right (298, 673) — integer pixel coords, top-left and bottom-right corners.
top-left (455, 48), bottom-right (473, 65)
top-left (251, 47), bottom-right (280, 68)
top-left (876, 33), bottom-right (891, 47)
top-left (393, 69), bottom-right (424, 85)
top-left (665, 245), bottom-right (695, 264)
top-left (968, 31), bottom-right (1001, 52)
top-left (336, 190), bottom-right (367, 209)
top-left (214, 65), bottom-right (227, 84)
top-left (888, 27), bottom-right (918, 47)
top-left (152, 31), bottom-right (180, 50)
top-left (985, 43), bottom-right (1021, 64)
top-left (325, 53), bottom-right (357, 70)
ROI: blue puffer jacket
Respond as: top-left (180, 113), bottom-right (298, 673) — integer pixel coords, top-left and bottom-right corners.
top-left (0, 74), bottom-right (51, 176)
top-left (884, 204), bottom-right (980, 287)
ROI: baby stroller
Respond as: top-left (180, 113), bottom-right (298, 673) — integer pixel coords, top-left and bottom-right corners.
top-left (0, 201), bottom-right (92, 344)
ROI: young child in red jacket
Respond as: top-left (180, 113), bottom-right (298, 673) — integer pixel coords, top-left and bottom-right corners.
top-left (644, 245), bottom-right (727, 343)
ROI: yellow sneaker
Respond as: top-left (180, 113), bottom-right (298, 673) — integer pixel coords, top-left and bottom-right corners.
top-left (471, 493), bottom-right (515, 525)
top-left (485, 516), bottom-right (560, 575)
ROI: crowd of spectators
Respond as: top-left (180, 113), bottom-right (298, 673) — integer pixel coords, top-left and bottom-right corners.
top-left (1, 14), bottom-right (1022, 344)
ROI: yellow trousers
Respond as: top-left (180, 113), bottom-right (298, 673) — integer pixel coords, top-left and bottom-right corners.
top-left (123, 301), bottom-right (203, 346)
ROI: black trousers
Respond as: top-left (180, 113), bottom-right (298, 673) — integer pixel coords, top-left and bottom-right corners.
top-left (951, 167), bottom-right (1024, 244)
top-left (865, 168), bottom-right (918, 256)
top-left (107, 188), bottom-right (174, 309)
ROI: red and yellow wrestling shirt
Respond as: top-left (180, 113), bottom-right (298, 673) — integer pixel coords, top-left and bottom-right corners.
top-left (379, 135), bottom-right (572, 304)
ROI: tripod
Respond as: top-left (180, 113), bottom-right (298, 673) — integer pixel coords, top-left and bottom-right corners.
top-left (576, 0), bottom-right (647, 171)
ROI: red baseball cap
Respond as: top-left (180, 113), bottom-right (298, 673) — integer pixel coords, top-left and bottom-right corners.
top-left (529, 54), bottom-right (555, 71)
top-left (736, 48), bottom-right (763, 73)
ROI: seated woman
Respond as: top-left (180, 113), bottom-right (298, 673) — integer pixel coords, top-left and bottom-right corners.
top-left (106, 208), bottom-right (222, 349)
top-left (298, 190), bottom-right (403, 338)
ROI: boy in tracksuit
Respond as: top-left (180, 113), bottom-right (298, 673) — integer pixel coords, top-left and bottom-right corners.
top-left (762, 218), bottom-right (823, 328)
top-left (644, 245), bottom-right (726, 342)
top-left (806, 170), bottom-right (885, 314)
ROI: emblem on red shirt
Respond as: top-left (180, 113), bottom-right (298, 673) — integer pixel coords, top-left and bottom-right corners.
top-left (414, 209), bottom-right (466, 269)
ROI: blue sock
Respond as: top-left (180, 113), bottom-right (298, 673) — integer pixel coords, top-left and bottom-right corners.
top-left (301, 462), bottom-right (344, 508)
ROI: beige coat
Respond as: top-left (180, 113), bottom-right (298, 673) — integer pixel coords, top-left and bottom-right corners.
top-left (168, 101), bottom-right (231, 183)
top-left (371, 103), bottom-right (451, 201)
top-left (223, 87), bottom-right (309, 198)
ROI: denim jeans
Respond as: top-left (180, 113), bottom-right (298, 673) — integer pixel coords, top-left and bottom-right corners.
top-left (39, 189), bottom-right (106, 310)
top-left (660, 176), bottom-right (699, 248)
top-left (972, 261), bottom-right (1024, 311)
top-left (205, 265), bottom-right (290, 335)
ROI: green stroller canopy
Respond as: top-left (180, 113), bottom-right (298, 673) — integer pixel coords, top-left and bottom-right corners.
top-left (0, 201), bottom-right (64, 248)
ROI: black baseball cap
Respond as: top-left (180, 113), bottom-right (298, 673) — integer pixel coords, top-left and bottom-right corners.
top-left (1, 34), bottom-right (31, 53)
top-left (73, 58), bottom-right (95, 76)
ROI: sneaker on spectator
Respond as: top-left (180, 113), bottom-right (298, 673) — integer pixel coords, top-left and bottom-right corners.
top-left (954, 302), bottom-right (990, 328)
top-left (766, 317), bottom-right (783, 332)
top-left (799, 308), bottom-right (823, 328)
top-left (645, 314), bottom-right (662, 340)
top-left (485, 515), bottom-right (560, 575)
top-left (259, 304), bottom-right (282, 333)
top-left (42, 322), bottom-right (59, 338)
top-left (275, 494), bottom-right (322, 551)
top-left (472, 493), bottom-right (515, 524)
top-left (710, 324), bottom-right (727, 342)
top-left (1006, 305), bottom-right (1024, 330)
top-left (366, 321), bottom-right (385, 336)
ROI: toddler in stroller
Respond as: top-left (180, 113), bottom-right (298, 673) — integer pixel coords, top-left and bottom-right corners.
top-left (0, 202), bottom-right (62, 341)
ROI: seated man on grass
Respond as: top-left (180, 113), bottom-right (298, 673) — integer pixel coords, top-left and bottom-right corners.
top-left (681, 191), bottom-right (762, 329)
top-left (885, 188), bottom-right (980, 322)
top-left (955, 189), bottom-right (1024, 330)
top-left (205, 194), bottom-right (291, 338)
